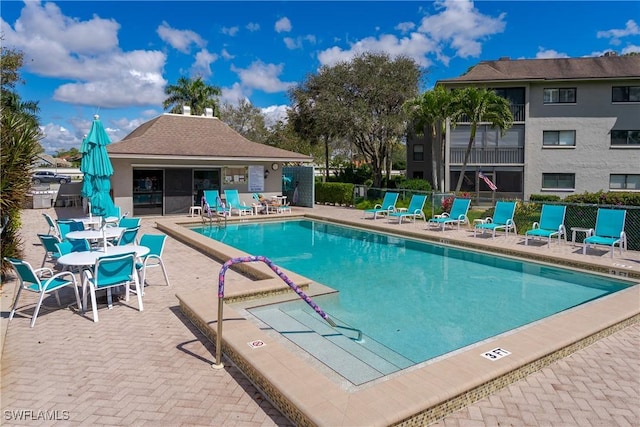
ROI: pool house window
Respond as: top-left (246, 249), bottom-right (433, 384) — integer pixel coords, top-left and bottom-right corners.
top-left (543, 130), bottom-right (576, 146)
top-left (612, 86), bottom-right (640, 102)
top-left (542, 173), bottom-right (575, 190)
top-left (543, 88), bottom-right (576, 104)
top-left (610, 174), bottom-right (640, 190)
top-left (611, 130), bottom-right (640, 146)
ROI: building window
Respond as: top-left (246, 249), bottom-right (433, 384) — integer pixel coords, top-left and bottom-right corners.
top-left (610, 174), bottom-right (640, 190)
top-left (612, 86), bottom-right (640, 102)
top-left (611, 130), bottom-right (640, 146)
top-left (413, 144), bottom-right (424, 161)
top-left (543, 88), bottom-right (576, 104)
top-left (542, 173), bottom-right (575, 190)
top-left (543, 130), bottom-right (576, 146)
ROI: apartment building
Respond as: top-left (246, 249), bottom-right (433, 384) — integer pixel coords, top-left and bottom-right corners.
top-left (406, 55), bottom-right (640, 200)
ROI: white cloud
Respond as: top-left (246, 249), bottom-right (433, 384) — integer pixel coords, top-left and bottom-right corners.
top-left (39, 122), bottom-right (83, 154)
top-left (535, 48), bottom-right (569, 59)
top-left (395, 22), bottom-right (416, 34)
top-left (284, 34), bottom-right (317, 50)
top-left (221, 83), bottom-right (251, 107)
top-left (221, 26), bottom-right (239, 37)
top-left (2, 1), bottom-right (167, 108)
top-left (231, 61), bottom-right (295, 93)
top-left (221, 49), bottom-right (234, 60)
top-left (418, 0), bottom-right (506, 58)
top-left (317, 32), bottom-right (437, 68)
top-left (261, 105), bottom-right (289, 128)
top-left (316, 0), bottom-right (505, 70)
top-left (275, 17), bottom-right (292, 33)
top-left (283, 37), bottom-right (300, 50)
top-left (191, 49), bottom-right (219, 78)
top-left (597, 19), bottom-right (639, 45)
top-left (621, 44), bottom-right (640, 55)
top-left (246, 22), bottom-right (260, 32)
top-left (157, 21), bottom-right (206, 53)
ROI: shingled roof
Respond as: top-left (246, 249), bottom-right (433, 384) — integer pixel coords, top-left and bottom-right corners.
top-left (438, 55), bottom-right (640, 84)
top-left (108, 113), bottom-right (312, 162)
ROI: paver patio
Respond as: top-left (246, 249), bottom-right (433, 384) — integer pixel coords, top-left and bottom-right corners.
top-left (1, 205), bottom-right (638, 426)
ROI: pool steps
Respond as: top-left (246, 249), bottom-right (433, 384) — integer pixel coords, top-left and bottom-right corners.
top-left (250, 305), bottom-right (413, 384)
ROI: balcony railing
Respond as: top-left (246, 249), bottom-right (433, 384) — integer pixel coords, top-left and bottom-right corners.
top-left (456, 104), bottom-right (525, 123)
top-left (450, 147), bottom-right (524, 164)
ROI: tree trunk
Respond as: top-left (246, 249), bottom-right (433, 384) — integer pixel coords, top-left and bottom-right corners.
top-left (324, 136), bottom-right (329, 182)
top-left (454, 124), bottom-right (477, 193)
top-left (430, 124), bottom-right (438, 191)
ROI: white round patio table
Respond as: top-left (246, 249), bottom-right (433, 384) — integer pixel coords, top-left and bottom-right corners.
top-left (57, 245), bottom-right (150, 268)
top-left (66, 227), bottom-right (125, 242)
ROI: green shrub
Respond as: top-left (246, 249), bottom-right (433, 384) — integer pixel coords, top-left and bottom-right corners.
top-left (396, 178), bottom-right (432, 192)
top-left (529, 194), bottom-right (561, 202)
top-left (315, 182), bottom-right (355, 205)
top-left (564, 191), bottom-right (640, 206)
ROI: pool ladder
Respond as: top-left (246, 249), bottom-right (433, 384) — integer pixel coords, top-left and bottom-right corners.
top-left (201, 207), bottom-right (227, 228)
top-left (213, 255), bottom-right (361, 368)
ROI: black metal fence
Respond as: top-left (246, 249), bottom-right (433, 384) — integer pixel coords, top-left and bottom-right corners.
top-left (355, 187), bottom-right (640, 251)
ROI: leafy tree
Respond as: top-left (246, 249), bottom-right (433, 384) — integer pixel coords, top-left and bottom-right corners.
top-left (263, 121), bottom-right (323, 159)
top-left (219, 99), bottom-right (269, 143)
top-left (404, 85), bottom-right (454, 191)
top-left (163, 76), bottom-right (221, 116)
top-left (289, 52), bottom-right (422, 186)
top-left (450, 87), bottom-right (513, 192)
top-left (288, 77), bottom-right (337, 182)
top-left (1, 46), bottom-right (43, 276)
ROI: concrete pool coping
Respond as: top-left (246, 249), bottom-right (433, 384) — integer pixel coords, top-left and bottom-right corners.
top-left (157, 209), bottom-right (640, 426)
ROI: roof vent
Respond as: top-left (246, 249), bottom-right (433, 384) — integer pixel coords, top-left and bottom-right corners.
top-left (205, 107), bottom-right (214, 117)
top-left (182, 105), bottom-right (191, 115)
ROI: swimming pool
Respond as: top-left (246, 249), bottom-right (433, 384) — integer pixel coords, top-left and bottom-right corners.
top-left (191, 219), bottom-right (632, 383)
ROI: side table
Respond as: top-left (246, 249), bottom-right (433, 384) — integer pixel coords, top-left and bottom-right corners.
top-left (571, 227), bottom-right (592, 244)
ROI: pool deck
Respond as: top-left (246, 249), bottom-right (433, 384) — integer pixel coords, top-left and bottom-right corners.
top-left (1, 205), bottom-right (638, 426)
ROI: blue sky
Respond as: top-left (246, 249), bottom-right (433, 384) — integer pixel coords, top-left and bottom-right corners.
top-left (2, 1), bottom-right (639, 154)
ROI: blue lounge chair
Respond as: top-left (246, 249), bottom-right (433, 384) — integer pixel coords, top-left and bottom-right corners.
top-left (56, 219), bottom-right (84, 241)
top-left (38, 233), bottom-right (62, 268)
top-left (363, 192), bottom-right (399, 219)
top-left (474, 201), bottom-right (517, 238)
top-left (387, 194), bottom-right (427, 224)
top-left (82, 252), bottom-right (143, 322)
top-left (136, 234), bottom-right (170, 291)
top-left (427, 198), bottom-right (471, 231)
top-left (582, 208), bottom-right (627, 258)
top-left (202, 190), bottom-right (230, 216)
top-left (118, 217), bottom-right (141, 228)
top-left (525, 205), bottom-right (567, 247)
top-left (224, 189), bottom-right (253, 216)
top-left (4, 257), bottom-right (81, 327)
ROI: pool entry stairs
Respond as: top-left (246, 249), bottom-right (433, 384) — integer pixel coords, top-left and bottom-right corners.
top-left (250, 304), bottom-right (414, 385)
top-left (214, 255), bottom-right (414, 385)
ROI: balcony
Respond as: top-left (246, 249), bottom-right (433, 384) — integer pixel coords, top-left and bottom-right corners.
top-left (456, 104), bottom-right (525, 123)
top-left (450, 147), bottom-right (524, 164)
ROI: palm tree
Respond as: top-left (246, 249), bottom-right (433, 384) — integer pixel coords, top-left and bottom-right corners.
top-left (450, 87), bottom-right (513, 193)
top-left (163, 76), bottom-right (221, 116)
top-left (404, 85), bottom-right (454, 192)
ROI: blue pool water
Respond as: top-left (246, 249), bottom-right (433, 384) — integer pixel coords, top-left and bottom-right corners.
top-left (191, 220), bottom-right (631, 366)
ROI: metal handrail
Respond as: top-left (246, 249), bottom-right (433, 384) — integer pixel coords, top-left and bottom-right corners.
top-left (201, 202), bottom-right (227, 228)
top-left (213, 255), bottom-right (336, 368)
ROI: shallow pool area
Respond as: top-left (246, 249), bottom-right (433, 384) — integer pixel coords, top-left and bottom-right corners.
top-left (191, 219), bottom-right (632, 385)
top-left (159, 208), bottom-right (639, 426)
